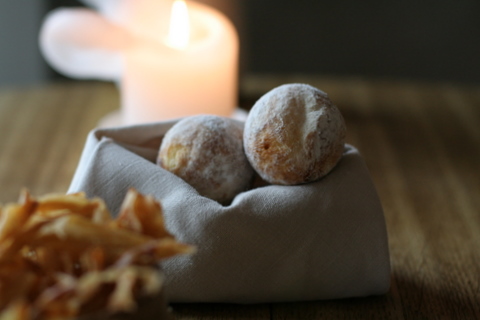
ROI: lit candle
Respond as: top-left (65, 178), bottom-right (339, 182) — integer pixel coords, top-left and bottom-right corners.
top-left (122, 0), bottom-right (239, 124)
top-left (39, 0), bottom-right (239, 125)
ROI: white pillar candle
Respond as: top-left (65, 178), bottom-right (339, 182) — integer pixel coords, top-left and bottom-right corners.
top-left (39, 0), bottom-right (239, 126)
top-left (121, 1), bottom-right (239, 124)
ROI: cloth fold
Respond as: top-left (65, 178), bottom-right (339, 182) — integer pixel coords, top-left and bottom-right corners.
top-left (68, 121), bottom-right (390, 303)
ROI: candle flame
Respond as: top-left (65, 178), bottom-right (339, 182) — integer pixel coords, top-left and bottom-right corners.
top-left (166, 0), bottom-right (190, 50)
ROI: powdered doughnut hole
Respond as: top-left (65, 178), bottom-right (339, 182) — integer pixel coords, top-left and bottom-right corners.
top-left (243, 83), bottom-right (346, 185)
top-left (157, 115), bottom-right (254, 204)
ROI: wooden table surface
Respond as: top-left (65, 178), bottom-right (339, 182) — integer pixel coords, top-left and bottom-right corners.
top-left (0, 77), bottom-right (479, 319)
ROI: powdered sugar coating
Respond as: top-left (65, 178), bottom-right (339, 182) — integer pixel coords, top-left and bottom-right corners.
top-left (244, 83), bottom-right (346, 185)
top-left (157, 115), bottom-right (254, 204)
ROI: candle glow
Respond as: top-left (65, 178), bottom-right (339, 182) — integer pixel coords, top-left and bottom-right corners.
top-left (166, 0), bottom-right (190, 50)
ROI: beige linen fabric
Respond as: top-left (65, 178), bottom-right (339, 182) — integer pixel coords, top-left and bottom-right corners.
top-left (68, 120), bottom-right (390, 303)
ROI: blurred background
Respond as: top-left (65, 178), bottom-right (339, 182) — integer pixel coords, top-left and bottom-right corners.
top-left (1, 0), bottom-right (479, 87)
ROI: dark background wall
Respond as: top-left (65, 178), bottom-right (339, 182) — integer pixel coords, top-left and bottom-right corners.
top-left (0, 1), bottom-right (48, 86)
top-left (243, 0), bottom-right (480, 83)
top-left (1, 0), bottom-right (479, 86)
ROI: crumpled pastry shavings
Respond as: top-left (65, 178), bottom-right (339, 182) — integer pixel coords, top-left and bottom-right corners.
top-left (0, 189), bottom-right (194, 319)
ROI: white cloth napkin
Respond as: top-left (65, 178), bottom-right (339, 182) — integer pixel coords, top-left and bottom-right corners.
top-left (68, 120), bottom-right (390, 304)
